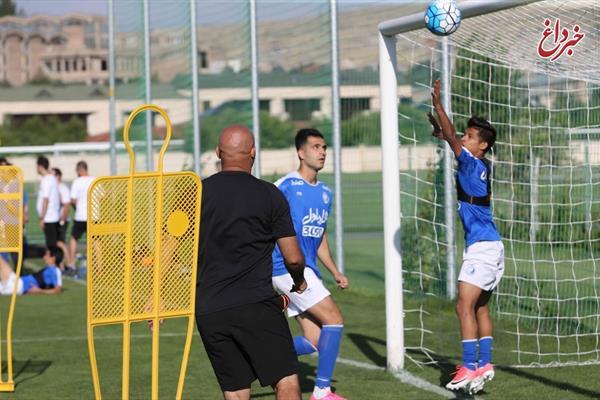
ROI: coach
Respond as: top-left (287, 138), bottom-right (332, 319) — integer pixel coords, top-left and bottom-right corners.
top-left (196, 124), bottom-right (307, 400)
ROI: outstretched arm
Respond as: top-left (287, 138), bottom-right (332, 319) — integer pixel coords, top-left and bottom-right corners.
top-left (317, 232), bottom-right (348, 289)
top-left (430, 79), bottom-right (462, 157)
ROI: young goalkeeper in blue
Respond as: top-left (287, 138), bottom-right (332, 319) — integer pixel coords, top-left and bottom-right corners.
top-left (272, 128), bottom-right (349, 400)
top-left (429, 79), bottom-right (504, 394)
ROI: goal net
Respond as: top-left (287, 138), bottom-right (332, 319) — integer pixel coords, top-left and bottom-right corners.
top-left (382, 0), bottom-right (600, 368)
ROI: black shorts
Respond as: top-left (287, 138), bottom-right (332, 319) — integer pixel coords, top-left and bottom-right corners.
top-left (43, 222), bottom-right (59, 247)
top-left (57, 221), bottom-right (68, 243)
top-left (196, 296), bottom-right (298, 392)
top-left (71, 221), bottom-right (87, 241)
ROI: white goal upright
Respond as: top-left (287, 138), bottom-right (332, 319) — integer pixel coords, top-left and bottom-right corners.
top-left (379, 0), bottom-right (600, 371)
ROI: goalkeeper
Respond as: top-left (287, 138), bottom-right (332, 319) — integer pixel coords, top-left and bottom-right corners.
top-left (429, 79), bottom-right (504, 394)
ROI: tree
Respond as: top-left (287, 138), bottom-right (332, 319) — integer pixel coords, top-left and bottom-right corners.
top-left (1, 115), bottom-right (86, 146)
top-left (0, 0), bottom-right (18, 17)
top-left (183, 107), bottom-right (297, 155)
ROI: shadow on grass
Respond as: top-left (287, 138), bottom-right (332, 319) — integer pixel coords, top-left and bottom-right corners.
top-left (495, 364), bottom-right (600, 398)
top-left (250, 359), bottom-right (341, 398)
top-left (7, 359), bottom-right (52, 386)
top-left (413, 350), bottom-right (600, 398)
top-left (347, 333), bottom-right (386, 367)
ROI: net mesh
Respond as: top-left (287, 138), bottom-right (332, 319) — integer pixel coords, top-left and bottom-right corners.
top-left (392, 0), bottom-right (600, 367)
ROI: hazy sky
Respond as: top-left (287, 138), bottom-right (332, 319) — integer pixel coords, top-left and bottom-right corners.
top-left (16, 0), bottom-right (415, 21)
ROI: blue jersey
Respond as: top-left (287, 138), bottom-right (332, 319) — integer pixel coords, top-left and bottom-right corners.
top-left (21, 265), bottom-right (62, 294)
top-left (456, 147), bottom-right (501, 246)
top-left (272, 171), bottom-right (332, 278)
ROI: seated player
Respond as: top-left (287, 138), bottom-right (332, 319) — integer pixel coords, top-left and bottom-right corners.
top-left (0, 246), bottom-right (63, 295)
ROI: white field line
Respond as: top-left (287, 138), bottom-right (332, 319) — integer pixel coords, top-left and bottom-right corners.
top-left (59, 278), bottom-right (473, 397)
top-left (4, 329), bottom-right (461, 399)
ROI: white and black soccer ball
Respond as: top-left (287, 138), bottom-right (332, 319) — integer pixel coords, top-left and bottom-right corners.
top-left (424, 0), bottom-right (462, 36)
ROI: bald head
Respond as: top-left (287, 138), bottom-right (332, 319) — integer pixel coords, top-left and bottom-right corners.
top-left (216, 124), bottom-right (256, 172)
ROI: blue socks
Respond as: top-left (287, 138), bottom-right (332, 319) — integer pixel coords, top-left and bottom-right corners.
top-left (478, 336), bottom-right (493, 367)
top-left (462, 339), bottom-right (477, 371)
top-left (293, 336), bottom-right (317, 356)
top-left (315, 325), bottom-right (344, 388)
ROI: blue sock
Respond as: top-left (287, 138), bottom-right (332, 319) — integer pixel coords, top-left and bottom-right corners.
top-left (315, 325), bottom-right (343, 388)
top-left (478, 336), bottom-right (493, 367)
top-left (293, 336), bottom-right (317, 356)
top-left (462, 339), bottom-right (477, 371)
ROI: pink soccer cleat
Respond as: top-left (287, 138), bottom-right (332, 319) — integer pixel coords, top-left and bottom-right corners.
top-left (309, 391), bottom-right (347, 400)
top-left (446, 365), bottom-right (483, 393)
top-left (477, 363), bottom-right (495, 382)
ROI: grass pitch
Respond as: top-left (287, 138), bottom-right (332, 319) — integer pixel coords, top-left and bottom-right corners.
top-left (6, 172), bottom-right (600, 398)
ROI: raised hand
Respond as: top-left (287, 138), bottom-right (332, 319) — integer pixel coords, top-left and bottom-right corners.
top-left (431, 79), bottom-right (442, 107)
top-left (427, 112), bottom-right (443, 139)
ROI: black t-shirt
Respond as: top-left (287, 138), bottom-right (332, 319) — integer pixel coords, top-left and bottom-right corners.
top-left (196, 171), bottom-right (296, 315)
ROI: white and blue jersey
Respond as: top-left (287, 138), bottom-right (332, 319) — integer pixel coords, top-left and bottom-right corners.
top-left (20, 265), bottom-right (62, 294)
top-left (272, 171), bottom-right (332, 279)
top-left (456, 147), bottom-right (501, 247)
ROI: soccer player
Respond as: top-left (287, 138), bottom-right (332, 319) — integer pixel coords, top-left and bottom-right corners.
top-left (36, 156), bottom-right (61, 248)
top-left (272, 128), bottom-right (349, 400)
top-left (196, 125), bottom-right (307, 400)
top-left (429, 79), bottom-right (504, 393)
top-left (68, 161), bottom-right (94, 271)
top-left (52, 167), bottom-right (73, 271)
top-left (0, 246), bottom-right (63, 295)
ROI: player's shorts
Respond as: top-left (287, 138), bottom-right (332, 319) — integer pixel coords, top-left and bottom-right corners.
top-left (0, 272), bottom-right (23, 296)
top-left (71, 220), bottom-right (87, 241)
top-left (57, 221), bottom-right (68, 243)
top-left (43, 222), bottom-right (59, 248)
top-left (272, 267), bottom-right (331, 317)
top-left (195, 296), bottom-right (298, 391)
top-left (458, 240), bottom-right (504, 292)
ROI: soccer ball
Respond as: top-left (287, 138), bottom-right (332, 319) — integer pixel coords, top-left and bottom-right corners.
top-left (424, 0), bottom-right (462, 36)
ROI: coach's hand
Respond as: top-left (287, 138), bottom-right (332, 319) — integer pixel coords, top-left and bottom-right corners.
top-left (334, 272), bottom-right (349, 289)
top-left (291, 278), bottom-right (307, 294)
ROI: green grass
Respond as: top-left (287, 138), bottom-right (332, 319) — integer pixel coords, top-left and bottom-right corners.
top-left (11, 171), bottom-right (600, 398)
top-left (2, 270), bottom-right (600, 399)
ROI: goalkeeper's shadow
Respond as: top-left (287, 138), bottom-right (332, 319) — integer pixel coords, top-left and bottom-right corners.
top-left (494, 364), bottom-right (600, 398)
top-left (418, 351), bottom-right (600, 398)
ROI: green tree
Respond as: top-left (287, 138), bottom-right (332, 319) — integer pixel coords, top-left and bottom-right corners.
top-left (184, 107), bottom-right (297, 154)
top-left (0, 0), bottom-right (18, 17)
top-left (1, 115), bottom-right (86, 146)
top-left (451, 49), bottom-right (578, 243)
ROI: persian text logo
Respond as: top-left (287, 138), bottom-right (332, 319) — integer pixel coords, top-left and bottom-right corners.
top-left (537, 18), bottom-right (584, 62)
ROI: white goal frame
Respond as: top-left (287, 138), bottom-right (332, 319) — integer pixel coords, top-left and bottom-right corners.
top-left (378, 0), bottom-right (541, 372)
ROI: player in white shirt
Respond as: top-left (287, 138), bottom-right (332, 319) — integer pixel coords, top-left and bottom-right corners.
top-left (69, 161), bottom-right (94, 270)
top-left (36, 156), bottom-right (61, 248)
top-left (52, 168), bottom-right (74, 271)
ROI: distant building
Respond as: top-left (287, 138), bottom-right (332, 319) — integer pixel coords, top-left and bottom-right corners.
top-left (0, 14), bottom-right (107, 86)
top-left (0, 4), bottom-right (422, 88)
top-left (0, 69), bottom-right (411, 137)
top-left (0, 14), bottom-right (211, 87)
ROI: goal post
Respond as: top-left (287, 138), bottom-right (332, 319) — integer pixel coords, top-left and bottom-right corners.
top-left (378, 0), bottom-right (575, 372)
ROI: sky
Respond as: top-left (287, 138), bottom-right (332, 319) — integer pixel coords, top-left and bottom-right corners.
top-left (16, 0), bottom-right (417, 22)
